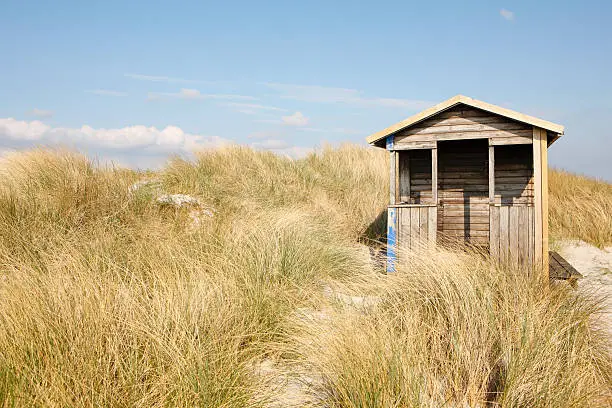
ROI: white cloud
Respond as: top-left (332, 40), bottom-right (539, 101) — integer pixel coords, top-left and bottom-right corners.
top-left (0, 117), bottom-right (228, 154)
top-left (263, 82), bottom-right (431, 109)
top-left (26, 108), bottom-right (54, 118)
top-left (0, 118), bottom-right (50, 140)
top-left (87, 89), bottom-right (128, 97)
top-left (500, 9), bottom-right (514, 21)
top-left (148, 89), bottom-right (256, 101)
top-left (281, 111), bottom-right (309, 126)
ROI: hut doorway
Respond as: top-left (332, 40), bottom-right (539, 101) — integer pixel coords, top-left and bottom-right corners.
top-left (437, 139), bottom-right (490, 248)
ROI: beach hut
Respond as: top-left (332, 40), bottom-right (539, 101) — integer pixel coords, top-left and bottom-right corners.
top-left (367, 95), bottom-right (578, 280)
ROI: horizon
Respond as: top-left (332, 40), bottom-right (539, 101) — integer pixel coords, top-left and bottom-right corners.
top-left (1, 1), bottom-right (611, 180)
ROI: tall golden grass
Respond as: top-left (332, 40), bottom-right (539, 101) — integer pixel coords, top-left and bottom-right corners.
top-left (549, 169), bottom-right (612, 247)
top-left (0, 146), bottom-right (609, 407)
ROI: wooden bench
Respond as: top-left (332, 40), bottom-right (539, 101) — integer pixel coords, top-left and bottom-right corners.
top-left (549, 251), bottom-right (582, 286)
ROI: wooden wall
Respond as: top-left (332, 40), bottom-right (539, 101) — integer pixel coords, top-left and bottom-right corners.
top-left (394, 105), bottom-right (533, 148)
top-left (437, 139), bottom-right (489, 245)
top-left (490, 205), bottom-right (535, 270)
top-left (493, 145), bottom-right (534, 205)
top-left (397, 150), bottom-right (433, 204)
top-left (395, 205), bottom-right (437, 251)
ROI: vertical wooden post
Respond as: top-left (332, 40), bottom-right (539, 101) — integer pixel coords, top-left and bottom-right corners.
top-left (399, 153), bottom-right (411, 203)
top-left (541, 131), bottom-right (549, 275)
top-left (488, 144), bottom-right (495, 204)
top-left (394, 152), bottom-right (400, 204)
top-left (432, 145), bottom-right (438, 205)
top-left (388, 143), bottom-right (396, 206)
top-left (387, 207), bottom-right (397, 273)
top-left (386, 136), bottom-right (397, 273)
top-left (532, 127), bottom-right (546, 279)
top-left (488, 143), bottom-right (497, 261)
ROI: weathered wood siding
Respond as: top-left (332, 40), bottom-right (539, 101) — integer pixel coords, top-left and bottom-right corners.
top-left (398, 150), bottom-right (434, 204)
top-left (395, 205), bottom-right (437, 251)
top-left (489, 143), bottom-right (536, 270)
top-left (493, 144), bottom-right (534, 204)
top-left (394, 105), bottom-right (532, 147)
top-left (437, 140), bottom-right (489, 245)
top-left (489, 205), bottom-right (535, 270)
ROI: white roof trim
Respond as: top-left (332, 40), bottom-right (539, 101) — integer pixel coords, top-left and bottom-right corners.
top-left (366, 95), bottom-right (564, 146)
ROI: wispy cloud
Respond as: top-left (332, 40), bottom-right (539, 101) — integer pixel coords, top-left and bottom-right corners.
top-left (124, 73), bottom-right (210, 84)
top-left (300, 127), bottom-right (361, 135)
top-left (26, 108), bottom-right (53, 118)
top-left (500, 9), bottom-right (515, 21)
top-left (86, 89), bottom-right (128, 97)
top-left (281, 111), bottom-right (308, 126)
top-left (250, 138), bottom-right (314, 158)
top-left (221, 102), bottom-right (288, 112)
top-left (148, 88), bottom-right (257, 101)
top-left (251, 139), bottom-right (290, 150)
top-left (263, 82), bottom-right (431, 109)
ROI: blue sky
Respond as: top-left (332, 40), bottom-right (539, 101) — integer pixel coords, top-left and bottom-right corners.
top-left (0, 0), bottom-right (610, 179)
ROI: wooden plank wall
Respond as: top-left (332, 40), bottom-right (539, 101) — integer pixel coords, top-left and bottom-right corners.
top-left (437, 139), bottom-right (490, 245)
top-left (489, 144), bottom-right (536, 270)
top-left (394, 105), bottom-right (533, 147)
top-left (398, 150), bottom-right (434, 204)
top-left (490, 206), bottom-right (535, 269)
top-left (397, 206), bottom-right (437, 251)
top-left (493, 145), bottom-right (534, 204)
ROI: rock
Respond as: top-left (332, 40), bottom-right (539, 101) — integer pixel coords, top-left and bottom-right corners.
top-left (128, 178), bottom-right (162, 193)
top-left (322, 285), bottom-right (381, 309)
top-left (156, 193), bottom-right (201, 207)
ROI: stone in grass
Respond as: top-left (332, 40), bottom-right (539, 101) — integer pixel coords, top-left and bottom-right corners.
top-left (156, 193), bottom-right (202, 207)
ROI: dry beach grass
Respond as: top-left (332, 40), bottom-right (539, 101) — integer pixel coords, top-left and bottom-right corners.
top-left (0, 147), bottom-right (610, 407)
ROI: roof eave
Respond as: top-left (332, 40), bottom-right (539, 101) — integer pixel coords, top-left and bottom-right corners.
top-left (367, 95), bottom-right (564, 148)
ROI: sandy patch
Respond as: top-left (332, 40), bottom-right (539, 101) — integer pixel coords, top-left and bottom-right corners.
top-left (557, 240), bottom-right (612, 338)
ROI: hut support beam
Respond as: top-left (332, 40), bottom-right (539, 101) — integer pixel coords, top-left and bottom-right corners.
top-left (432, 145), bottom-right (438, 205)
top-left (533, 127), bottom-right (549, 279)
top-left (386, 136), bottom-right (397, 273)
top-left (488, 144), bottom-right (495, 203)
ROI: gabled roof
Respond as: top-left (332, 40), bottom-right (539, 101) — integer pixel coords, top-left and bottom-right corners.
top-left (366, 94), bottom-right (564, 147)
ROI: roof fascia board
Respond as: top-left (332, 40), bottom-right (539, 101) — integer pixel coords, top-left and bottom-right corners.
top-left (367, 95), bottom-right (564, 146)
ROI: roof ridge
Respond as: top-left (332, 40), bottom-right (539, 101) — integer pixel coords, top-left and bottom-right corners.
top-left (366, 95), bottom-right (564, 146)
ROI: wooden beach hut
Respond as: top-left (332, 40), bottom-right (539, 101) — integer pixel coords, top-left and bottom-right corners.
top-left (367, 95), bottom-right (578, 280)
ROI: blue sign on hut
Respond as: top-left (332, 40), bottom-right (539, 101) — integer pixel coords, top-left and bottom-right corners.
top-left (367, 95), bottom-right (580, 281)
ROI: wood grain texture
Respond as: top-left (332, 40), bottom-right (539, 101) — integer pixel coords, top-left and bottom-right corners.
top-left (541, 129), bottom-right (549, 275)
top-left (389, 151), bottom-right (396, 205)
top-left (518, 206), bottom-right (528, 269)
top-left (509, 206), bottom-right (519, 267)
top-left (432, 147), bottom-right (438, 205)
top-left (533, 127), bottom-right (543, 270)
top-left (428, 206), bottom-right (437, 245)
top-left (411, 207), bottom-right (420, 249)
top-left (399, 152), bottom-right (410, 202)
top-left (500, 206), bottom-right (509, 265)
top-left (367, 95), bottom-right (564, 147)
top-left (490, 205), bottom-right (500, 261)
top-left (489, 146), bottom-right (495, 204)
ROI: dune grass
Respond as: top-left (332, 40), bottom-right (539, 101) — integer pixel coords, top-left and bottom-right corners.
top-left (0, 146), bottom-right (609, 407)
top-left (289, 245), bottom-right (611, 407)
top-left (549, 169), bottom-right (612, 247)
